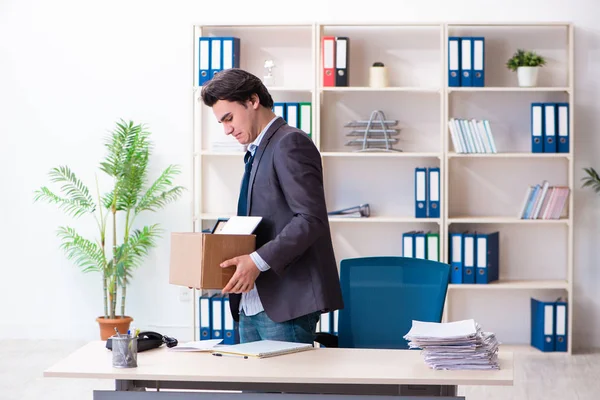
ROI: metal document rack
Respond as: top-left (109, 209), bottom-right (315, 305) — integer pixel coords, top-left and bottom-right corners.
top-left (344, 110), bottom-right (401, 152)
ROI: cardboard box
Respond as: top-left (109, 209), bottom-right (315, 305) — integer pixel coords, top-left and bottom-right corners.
top-left (169, 232), bottom-right (256, 290)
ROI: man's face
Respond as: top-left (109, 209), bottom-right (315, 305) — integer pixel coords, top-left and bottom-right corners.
top-left (212, 97), bottom-right (259, 145)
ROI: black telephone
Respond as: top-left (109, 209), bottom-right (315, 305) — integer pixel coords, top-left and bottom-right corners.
top-left (105, 331), bottom-right (178, 352)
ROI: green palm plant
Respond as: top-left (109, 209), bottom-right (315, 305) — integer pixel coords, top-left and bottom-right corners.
top-left (582, 167), bottom-right (600, 194)
top-left (34, 120), bottom-right (185, 322)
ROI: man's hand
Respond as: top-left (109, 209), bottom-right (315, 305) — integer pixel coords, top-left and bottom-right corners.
top-left (220, 254), bottom-right (261, 294)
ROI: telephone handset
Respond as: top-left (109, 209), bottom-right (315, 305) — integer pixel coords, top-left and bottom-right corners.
top-left (105, 331), bottom-right (178, 352)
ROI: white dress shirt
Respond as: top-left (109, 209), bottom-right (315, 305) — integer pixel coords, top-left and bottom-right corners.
top-left (239, 116), bottom-right (278, 316)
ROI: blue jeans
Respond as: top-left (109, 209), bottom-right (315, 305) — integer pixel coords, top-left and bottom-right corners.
top-left (239, 310), bottom-right (321, 344)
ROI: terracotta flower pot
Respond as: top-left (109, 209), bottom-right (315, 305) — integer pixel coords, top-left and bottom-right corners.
top-left (96, 316), bottom-right (133, 340)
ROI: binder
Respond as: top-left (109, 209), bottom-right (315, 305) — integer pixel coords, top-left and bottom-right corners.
top-left (299, 102), bottom-right (312, 140)
top-left (335, 37), bottom-right (349, 86)
top-left (221, 37), bottom-right (240, 70)
top-left (531, 298), bottom-right (555, 352)
top-left (557, 103), bottom-right (570, 153)
top-left (198, 37), bottom-right (211, 86)
top-left (449, 232), bottom-right (463, 284)
top-left (475, 231), bottom-right (499, 284)
top-left (462, 232), bottom-right (475, 284)
top-left (332, 310), bottom-right (339, 336)
top-left (322, 36), bottom-right (336, 87)
top-left (415, 232), bottom-right (427, 259)
top-left (448, 37), bottom-right (461, 87)
top-left (415, 167), bottom-right (427, 218)
top-left (319, 311), bottom-right (332, 335)
top-left (531, 103), bottom-right (544, 153)
top-left (285, 102), bottom-right (299, 128)
top-left (460, 37), bottom-right (473, 87)
top-left (222, 295), bottom-right (236, 345)
top-left (427, 167), bottom-right (440, 218)
top-left (426, 232), bottom-right (440, 262)
top-left (210, 37), bottom-right (222, 79)
top-left (543, 103), bottom-right (557, 153)
top-left (199, 293), bottom-right (212, 340)
top-left (402, 231), bottom-right (415, 258)
top-left (472, 37), bottom-right (485, 87)
top-left (554, 298), bottom-right (568, 352)
top-left (211, 293), bottom-right (224, 340)
top-left (273, 102), bottom-right (286, 120)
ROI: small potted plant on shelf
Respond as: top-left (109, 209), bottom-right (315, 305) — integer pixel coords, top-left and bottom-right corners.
top-left (34, 120), bottom-right (185, 340)
top-left (506, 49), bottom-right (547, 87)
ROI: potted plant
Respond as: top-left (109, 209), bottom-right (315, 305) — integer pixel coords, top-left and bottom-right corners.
top-left (34, 120), bottom-right (185, 340)
top-left (506, 49), bottom-right (547, 87)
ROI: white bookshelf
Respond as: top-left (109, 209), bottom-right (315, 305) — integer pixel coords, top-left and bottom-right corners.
top-left (191, 22), bottom-right (574, 354)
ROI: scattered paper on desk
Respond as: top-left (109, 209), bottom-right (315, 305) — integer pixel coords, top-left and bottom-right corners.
top-left (404, 319), bottom-right (500, 371)
top-left (169, 339), bottom-right (222, 352)
top-left (216, 216), bottom-right (262, 235)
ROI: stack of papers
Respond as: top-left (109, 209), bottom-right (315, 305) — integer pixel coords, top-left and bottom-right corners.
top-left (403, 319), bottom-right (500, 370)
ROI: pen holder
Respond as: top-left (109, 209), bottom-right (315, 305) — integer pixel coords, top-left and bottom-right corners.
top-left (111, 336), bottom-right (138, 368)
top-left (369, 62), bottom-right (388, 88)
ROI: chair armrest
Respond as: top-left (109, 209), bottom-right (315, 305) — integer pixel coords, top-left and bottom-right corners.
top-left (314, 332), bottom-right (338, 348)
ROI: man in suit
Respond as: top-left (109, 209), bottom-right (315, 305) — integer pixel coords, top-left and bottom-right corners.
top-left (200, 68), bottom-right (343, 344)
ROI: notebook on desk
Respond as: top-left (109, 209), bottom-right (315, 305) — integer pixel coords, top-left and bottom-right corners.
top-left (212, 340), bottom-right (314, 358)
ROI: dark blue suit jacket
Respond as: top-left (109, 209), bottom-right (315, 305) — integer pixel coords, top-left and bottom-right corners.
top-left (229, 117), bottom-right (344, 322)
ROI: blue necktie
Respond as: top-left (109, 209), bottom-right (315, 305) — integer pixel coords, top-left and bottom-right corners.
top-left (237, 150), bottom-right (254, 216)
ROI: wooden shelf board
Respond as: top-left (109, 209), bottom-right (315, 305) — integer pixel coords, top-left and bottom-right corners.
top-left (449, 280), bottom-right (569, 290)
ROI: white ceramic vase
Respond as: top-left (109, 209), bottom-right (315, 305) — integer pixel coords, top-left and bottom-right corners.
top-left (517, 66), bottom-right (539, 87)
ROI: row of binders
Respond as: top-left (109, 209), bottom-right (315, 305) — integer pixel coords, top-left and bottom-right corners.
top-left (449, 118), bottom-right (497, 154)
top-left (415, 167), bottom-right (440, 218)
top-left (322, 36), bottom-right (349, 87)
top-left (273, 102), bottom-right (312, 139)
top-left (199, 293), bottom-right (239, 344)
top-left (518, 180), bottom-right (570, 220)
top-left (402, 231), bottom-right (440, 262)
top-left (531, 297), bottom-right (568, 352)
top-left (531, 102), bottom-right (570, 153)
top-left (449, 231), bottom-right (499, 284)
top-left (448, 37), bottom-right (485, 87)
top-left (198, 37), bottom-right (241, 86)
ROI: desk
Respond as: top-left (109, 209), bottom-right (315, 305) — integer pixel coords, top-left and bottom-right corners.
top-left (44, 341), bottom-right (513, 399)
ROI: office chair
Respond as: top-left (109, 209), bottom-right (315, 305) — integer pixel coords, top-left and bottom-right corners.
top-left (316, 256), bottom-right (450, 349)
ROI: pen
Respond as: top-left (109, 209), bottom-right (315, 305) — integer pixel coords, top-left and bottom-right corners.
top-left (212, 353), bottom-right (248, 359)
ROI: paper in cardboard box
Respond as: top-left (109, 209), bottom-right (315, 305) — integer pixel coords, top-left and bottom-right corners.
top-left (169, 232), bottom-right (256, 290)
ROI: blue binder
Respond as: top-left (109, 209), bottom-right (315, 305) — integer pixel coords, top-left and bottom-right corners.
top-left (209, 38), bottom-right (222, 79)
top-left (460, 37), bottom-right (473, 87)
top-left (472, 37), bottom-right (485, 87)
top-left (556, 103), bottom-right (570, 153)
top-left (543, 103), bottom-right (557, 153)
top-left (475, 231), bottom-right (499, 284)
top-left (531, 298), bottom-right (555, 352)
top-left (448, 37), bottom-right (461, 87)
top-left (273, 102), bottom-right (286, 120)
top-left (427, 167), bottom-right (440, 218)
top-left (554, 299), bottom-right (568, 352)
top-left (220, 37), bottom-right (240, 71)
top-left (531, 103), bottom-right (544, 153)
top-left (222, 295), bottom-right (236, 345)
top-left (198, 37), bottom-right (211, 86)
top-left (449, 232), bottom-right (464, 284)
top-left (402, 231), bottom-right (415, 258)
top-left (211, 293), bottom-right (224, 340)
top-left (415, 167), bottom-right (428, 218)
top-left (199, 294), bottom-right (212, 340)
top-left (285, 102), bottom-right (300, 128)
top-left (462, 231), bottom-right (476, 284)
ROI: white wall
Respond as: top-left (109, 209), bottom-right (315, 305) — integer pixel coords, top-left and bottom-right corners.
top-left (1, 0), bottom-right (599, 350)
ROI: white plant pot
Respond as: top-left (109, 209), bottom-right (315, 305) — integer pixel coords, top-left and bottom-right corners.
top-left (517, 66), bottom-right (539, 87)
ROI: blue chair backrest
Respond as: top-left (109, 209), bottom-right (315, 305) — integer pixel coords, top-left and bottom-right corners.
top-left (337, 256), bottom-right (450, 349)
